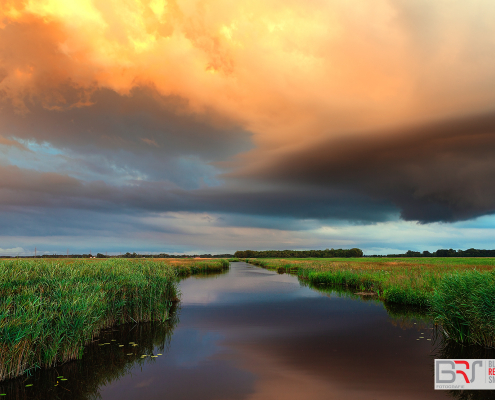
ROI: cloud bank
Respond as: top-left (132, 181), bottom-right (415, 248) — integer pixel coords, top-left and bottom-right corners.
top-left (240, 111), bottom-right (495, 222)
top-left (2, 0), bottom-right (495, 251)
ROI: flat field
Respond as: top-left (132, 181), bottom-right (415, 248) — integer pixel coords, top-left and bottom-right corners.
top-left (0, 258), bottom-right (229, 381)
top-left (257, 256), bottom-right (495, 267)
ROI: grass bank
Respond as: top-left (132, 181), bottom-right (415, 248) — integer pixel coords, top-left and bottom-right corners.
top-left (0, 318), bottom-right (179, 399)
top-left (0, 258), bottom-right (229, 381)
top-left (247, 258), bottom-right (495, 346)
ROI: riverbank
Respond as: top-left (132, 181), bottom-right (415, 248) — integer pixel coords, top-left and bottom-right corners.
top-left (1, 261), bottom-right (451, 400)
top-left (0, 258), bottom-right (229, 381)
top-left (246, 258), bottom-right (495, 346)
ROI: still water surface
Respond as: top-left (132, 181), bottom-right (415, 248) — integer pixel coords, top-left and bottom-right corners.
top-left (4, 262), bottom-right (484, 399)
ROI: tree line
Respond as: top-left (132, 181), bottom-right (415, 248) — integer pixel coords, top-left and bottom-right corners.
top-left (2, 253), bottom-right (235, 259)
top-left (383, 248), bottom-right (495, 257)
top-left (7, 248), bottom-right (495, 259)
top-left (234, 248), bottom-right (364, 258)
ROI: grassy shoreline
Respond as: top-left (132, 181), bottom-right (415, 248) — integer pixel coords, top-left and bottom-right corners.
top-left (0, 319), bottom-right (180, 399)
top-left (246, 258), bottom-right (495, 346)
top-left (0, 258), bottom-right (229, 381)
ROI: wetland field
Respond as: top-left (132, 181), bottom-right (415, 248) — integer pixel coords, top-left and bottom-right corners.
top-left (248, 257), bottom-right (495, 346)
top-left (1, 258), bottom-right (495, 399)
top-left (0, 258), bottom-right (228, 382)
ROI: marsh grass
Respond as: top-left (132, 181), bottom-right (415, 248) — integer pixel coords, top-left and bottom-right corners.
top-left (248, 258), bottom-right (495, 346)
top-left (170, 258), bottom-right (230, 277)
top-left (248, 258), bottom-right (455, 306)
top-left (431, 270), bottom-right (495, 347)
top-left (0, 316), bottom-right (179, 399)
top-left (0, 258), bottom-right (229, 381)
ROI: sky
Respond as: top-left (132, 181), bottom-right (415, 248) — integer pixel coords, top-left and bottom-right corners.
top-left (2, 0), bottom-right (495, 255)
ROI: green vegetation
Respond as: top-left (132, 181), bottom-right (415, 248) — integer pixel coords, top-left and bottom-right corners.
top-left (170, 258), bottom-right (230, 276)
top-left (431, 270), bottom-right (495, 347)
top-left (257, 256), bottom-right (495, 267)
top-left (0, 318), bottom-right (178, 399)
top-left (234, 248), bottom-right (363, 258)
top-left (5, 253), bottom-right (235, 259)
top-left (0, 258), bottom-right (229, 382)
top-left (387, 248), bottom-right (495, 258)
top-left (247, 257), bottom-right (495, 346)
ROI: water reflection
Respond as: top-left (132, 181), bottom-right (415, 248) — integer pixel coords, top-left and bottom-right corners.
top-left (3, 262), bottom-right (495, 399)
top-left (0, 309), bottom-right (179, 399)
top-left (162, 263), bottom-right (445, 400)
top-left (305, 279), bottom-right (436, 328)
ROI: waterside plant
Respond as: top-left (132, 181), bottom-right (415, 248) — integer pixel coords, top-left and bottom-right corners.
top-left (247, 258), bottom-right (495, 346)
top-left (0, 317), bottom-right (179, 400)
top-left (0, 258), bottom-right (229, 382)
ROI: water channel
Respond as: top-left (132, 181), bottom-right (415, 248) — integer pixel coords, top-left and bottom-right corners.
top-left (2, 262), bottom-right (493, 399)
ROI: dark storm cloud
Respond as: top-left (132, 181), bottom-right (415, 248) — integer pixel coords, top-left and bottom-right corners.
top-left (0, 164), bottom-right (394, 222)
top-left (239, 111), bottom-right (495, 222)
top-left (0, 73), bottom-right (392, 223)
top-left (4, 87), bottom-right (495, 223)
top-left (0, 85), bottom-right (253, 187)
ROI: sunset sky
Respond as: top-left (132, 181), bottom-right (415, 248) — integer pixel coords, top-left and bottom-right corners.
top-left (2, 0), bottom-right (495, 255)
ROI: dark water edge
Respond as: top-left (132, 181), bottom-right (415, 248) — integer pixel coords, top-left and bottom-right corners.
top-left (2, 263), bottom-right (495, 399)
top-left (0, 314), bottom-right (179, 399)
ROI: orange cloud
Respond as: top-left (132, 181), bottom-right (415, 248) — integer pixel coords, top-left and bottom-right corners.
top-left (141, 137), bottom-right (159, 147)
top-left (0, 135), bottom-right (29, 150)
top-left (2, 0), bottom-right (495, 152)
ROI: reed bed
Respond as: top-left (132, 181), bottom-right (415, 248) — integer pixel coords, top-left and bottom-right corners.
top-left (0, 318), bottom-right (179, 400)
top-left (248, 258), bottom-right (486, 307)
top-left (0, 258), bottom-right (229, 381)
top-left (168, 258), bottom-right (229, 276)
top-left (430, 270), bottom-right (495, 347)
top-left (248, 258), bottom-right (495, 346)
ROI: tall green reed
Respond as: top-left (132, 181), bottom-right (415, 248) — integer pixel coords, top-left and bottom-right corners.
top-left (430, 270), bottom-right (495, 347)
top-left (0, 258), bottom-right (229, 381)
top-left (248, 258), bottom-right (495, 346)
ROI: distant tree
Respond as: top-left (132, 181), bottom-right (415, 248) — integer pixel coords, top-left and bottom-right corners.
top-left (123, 252), bottom-right (139, 258)
top-left (233, 248), bottom-right (364, 258)
top-left (347, 248), bottom-right (364, 257)
top-left (435, 249), bottom-right (451, 257)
